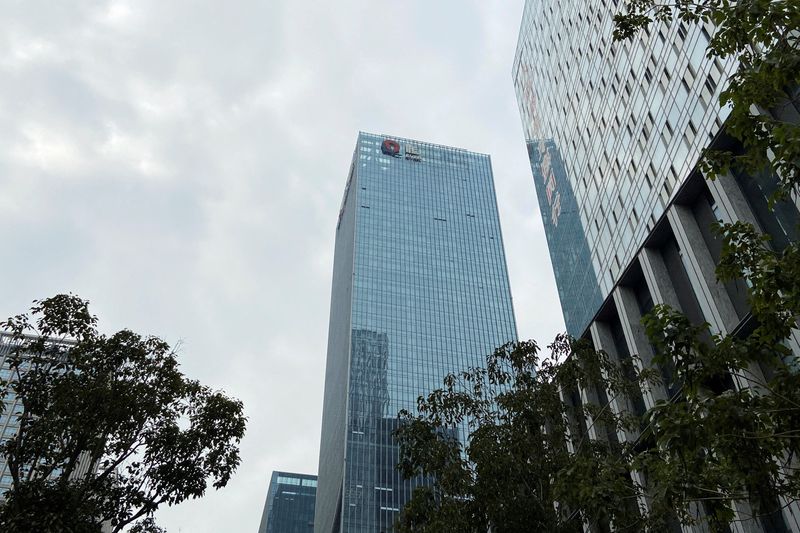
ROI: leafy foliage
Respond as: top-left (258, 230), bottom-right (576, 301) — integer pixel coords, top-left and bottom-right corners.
top-left (0, 295), bottom-right (247, 532)
top-left (610, 8), bottom-right (800, 526)
top-left (397, 0), bottom-right (800, 511)
top-left (394, 338), bottom-right (656, 532)
top-left (395, 220), bottom-right (800, 531)
top-left (614, 0), bottom-right (800, 201)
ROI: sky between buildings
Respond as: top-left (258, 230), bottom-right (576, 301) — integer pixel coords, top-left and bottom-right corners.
top-left (0, 1), bottom-right (564, 531)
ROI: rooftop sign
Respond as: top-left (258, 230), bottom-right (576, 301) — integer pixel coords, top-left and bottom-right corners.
top-left (381, 139), bottom-right (423, 162)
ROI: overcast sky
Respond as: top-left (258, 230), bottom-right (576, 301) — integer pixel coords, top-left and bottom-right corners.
top-left (0, 1), bottom-right (564, 531)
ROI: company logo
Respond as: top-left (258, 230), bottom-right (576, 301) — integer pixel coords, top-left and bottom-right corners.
top-left (381, 139), bottom-right (401, 156)
top-left (404, 145), bottom-right (422, 162)
top-left (380, 138), bottom-right (424, 162)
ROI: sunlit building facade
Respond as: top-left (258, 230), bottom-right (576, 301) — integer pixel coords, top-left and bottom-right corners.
top-left (314, 132), bottom-right (518, 533)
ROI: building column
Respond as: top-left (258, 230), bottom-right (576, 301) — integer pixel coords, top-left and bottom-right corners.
top-left (612, 286), bottom-right (668, 408)
top-left (706, 172), bottom-right (761, 228)
top-left (589, 321), bottom-right (638, 444)
top-left (589, 321), bottom-right (650, 517)
top-left (639, 247), bottom-right (682, 310)
top-left (708, 171), bottom-right (800, 380)
top-left (778, 495), bottom-right (800, 533)
top-left (667, 202), bottom-right (773, 532)
top-left (579, 384), bottom-right (605, 442)
top-left (558, 387), bottom-right (576, 454)
top-left (666, 204), bottom-right (739, 334)
top-left (639, 250), bottom-right (723, 533)
top-left (670, 197), bottom-right (775, 396)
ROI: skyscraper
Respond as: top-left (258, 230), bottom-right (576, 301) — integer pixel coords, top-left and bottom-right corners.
top-left (258, 471), bottom-right (317, 533)
top-left (0, 333), bottom-right (22, 495)
top-left (525, 139), bottom-right (603, 334)
top-left (0, 332), bottom-right (91, 499)
top-left (513, 2), bottom-right (800, 530)
top-left (513, 0), bottom-right (736, 335)
top-left (315, 132), bottom-right (518, 533)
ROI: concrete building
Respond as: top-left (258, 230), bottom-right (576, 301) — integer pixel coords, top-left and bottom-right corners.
top-left (578, 159), bottom-right (800, 532)
top-left (314, 132), bottom-right (517, 533)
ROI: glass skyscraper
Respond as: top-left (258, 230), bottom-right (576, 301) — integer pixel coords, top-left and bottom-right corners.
top-left (0, 333), bottom-right (21, 496)
top-left (512, 2), bottom-right (800, 531)
top-left (258, 471), bottom-right (317, 533)
top-left (513, 0), bottom-right (735, 335)
top-left (526, 139), bottom-right (603, 334)
top-left (315, 132), bottom-right (517, 533)
top-left (0, 332), bottom-right (86, 499)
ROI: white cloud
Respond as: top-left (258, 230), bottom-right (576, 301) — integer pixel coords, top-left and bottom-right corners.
top-left (99, 123), bottom-right (170, 178)
top-left (11, 122), bottom-right (89, 173)
top-left (97, 0), bottom-right (138, 29)
top-left (1, 35), bottom-right (59, 70)
top-left (0, 1), bottom-right (564, 531)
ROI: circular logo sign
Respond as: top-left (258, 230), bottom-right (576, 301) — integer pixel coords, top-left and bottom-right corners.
top-left (381, 139), bottom-right (401, 156)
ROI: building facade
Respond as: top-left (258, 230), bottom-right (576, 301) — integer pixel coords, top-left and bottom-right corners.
top-left (258, 471), bottom-right (317, 533)
top-left (314, 132), bottom-right (518, 533)
top-left (570, 152), bottom-right (800, 533)
top-left (526, 139), bottom-right (603, 333)
top-left (0, 333), bottom-right (21, 495)
top-left (513, 0), bottom-right (735, 336)
top-left (0, 332), bottom-right (92, 499)
top-left (513, 1), bottom-right (800, 531)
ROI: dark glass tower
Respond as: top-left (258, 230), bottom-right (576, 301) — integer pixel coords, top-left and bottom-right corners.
top-left (258, 471), bottom-right (317, 533)
top-left (315, 132), bottom-right (518, 533)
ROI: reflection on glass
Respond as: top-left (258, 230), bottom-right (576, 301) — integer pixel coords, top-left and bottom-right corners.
top-left (527, 139), bottom-right (603, 335)
top-left (317, 132), bottom-right (518, 533)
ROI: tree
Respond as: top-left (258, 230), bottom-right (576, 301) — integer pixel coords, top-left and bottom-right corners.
top-left (394, 219), bottom-right (800, 531)
top-left (394, 336), bottom-right (660, 533)
top-left (396, 4), bottom-right (800, 530)
top-left (614, 0), bottom-right (800, 201)
top-left (0, 295), bottom-right (247, 533)
top-left (613, 3), bottom-right (800, 525)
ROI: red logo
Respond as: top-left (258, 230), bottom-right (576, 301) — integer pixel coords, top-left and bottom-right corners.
top-left (381, 139), bottom-right (401, 156)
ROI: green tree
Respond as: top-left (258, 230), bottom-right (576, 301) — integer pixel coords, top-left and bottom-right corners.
top-left (397, 4), bottom-right (800, 530)
top-left (0, 295), bottom-right (247, 533)
top-left (394, 337), bottom-right (659, 533)
top-left (636, 221), bottom-right (800, 530)
top-left (394, 221), bottom-right (800, 531)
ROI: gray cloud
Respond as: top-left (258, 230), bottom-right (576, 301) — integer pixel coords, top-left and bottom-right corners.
top-left (0, 1), bottom-right (564, 530)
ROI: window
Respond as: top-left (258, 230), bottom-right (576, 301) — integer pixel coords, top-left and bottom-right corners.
top-left (704, 73), bottom-right (718, 94)
top-left (677, 22), bottom-right (688, 41)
